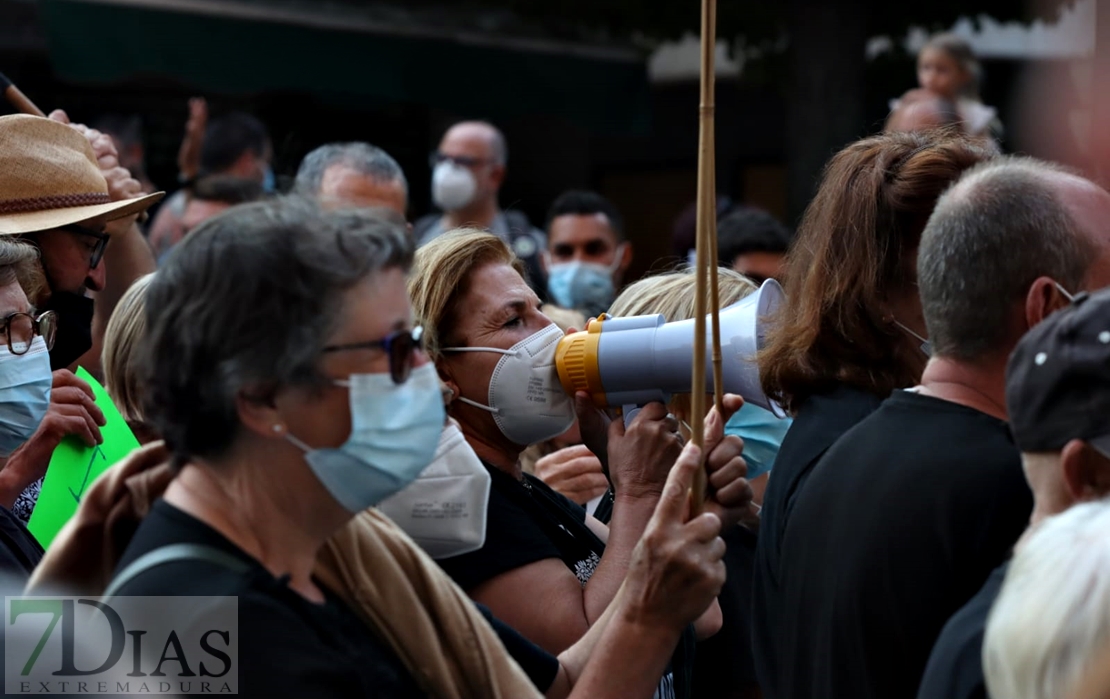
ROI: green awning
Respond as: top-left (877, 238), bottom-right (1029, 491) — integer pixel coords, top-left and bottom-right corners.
top-left (37, 0), bottom-right (651, 134)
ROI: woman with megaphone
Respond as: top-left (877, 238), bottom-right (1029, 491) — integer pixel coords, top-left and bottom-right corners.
top-left (409, 228), bottom-right (753, 699)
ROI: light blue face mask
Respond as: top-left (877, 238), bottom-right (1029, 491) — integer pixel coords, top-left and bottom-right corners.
top-left (287, 362), bottom-right (446, 514)
top-left (723, 402), bottom-right (793, 480)
top-left (546, 247), bottom-right (625, 317)
top-left (0, 336), bottom-right (53, 457)
top-left (261, 165), bottom-right (276, 193)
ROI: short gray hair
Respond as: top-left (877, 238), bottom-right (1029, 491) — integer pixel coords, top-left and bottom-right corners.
top-left (141, 196), bottom-right (413, 467)
top-left (983, 498), bottom-right (1110, 699)
top-left (294, 142), bottom-right (407, 198)
top-left (918, 157), bottom-right (1092, 361)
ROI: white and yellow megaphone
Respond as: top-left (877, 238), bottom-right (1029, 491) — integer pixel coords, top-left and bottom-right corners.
top-left (555, 278), bottom-right (786, 417)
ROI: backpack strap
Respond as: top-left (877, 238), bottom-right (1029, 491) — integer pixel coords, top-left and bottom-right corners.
top-left (104, 543), bottom-right (250, 600)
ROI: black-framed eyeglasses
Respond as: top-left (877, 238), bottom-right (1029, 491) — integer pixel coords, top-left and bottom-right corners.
top-left (322, 326), bottom-right (425, 385)
top-left (59, 224), bottom-right (110, 270)
top-left (429, 152), bottom-right (491, 170)
top-left (0, 311), bottom-right (57, 355)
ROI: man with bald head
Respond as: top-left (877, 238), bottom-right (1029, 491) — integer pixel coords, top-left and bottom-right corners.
top-left (415, 120), bottom-right (547, 295)
top-left (761, 156), bottom-right (1110, 699)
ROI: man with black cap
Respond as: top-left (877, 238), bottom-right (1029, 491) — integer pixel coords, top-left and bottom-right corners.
top-left (0, 113), bottom-right (163, 518)
top-left (917, 285), bottom-right (1110, 699)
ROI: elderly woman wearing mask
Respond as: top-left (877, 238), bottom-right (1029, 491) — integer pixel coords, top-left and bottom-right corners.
top-left (0, 238), bottom-right (55, 577)
top-left (75, 200), bottom-right (729, 699)
top-left (409, 230), bottom-right (751, 690)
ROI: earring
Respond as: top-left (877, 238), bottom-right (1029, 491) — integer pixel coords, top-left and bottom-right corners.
top-left (271, 424), bottom-right (285, 434)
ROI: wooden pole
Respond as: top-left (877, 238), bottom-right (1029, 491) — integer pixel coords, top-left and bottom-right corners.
top-left (0, 72), bottom-right (46, 117)
top-left (689, 0), bottom-right (718, 516)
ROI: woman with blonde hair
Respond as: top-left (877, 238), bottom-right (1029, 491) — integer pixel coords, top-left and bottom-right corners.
top-left (102, 273), bottom-right (157, 444)
top-left (604, 267), bottom-right (785, 699)
top-left (410, 228), bottom-right (752, 698)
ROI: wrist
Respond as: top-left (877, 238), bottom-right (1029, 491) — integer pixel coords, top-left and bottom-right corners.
top-left (612, 483), bottom-right (664, 503)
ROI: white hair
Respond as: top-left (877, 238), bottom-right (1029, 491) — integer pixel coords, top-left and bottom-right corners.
top-left (983, 498), bottom-right (1110, 699)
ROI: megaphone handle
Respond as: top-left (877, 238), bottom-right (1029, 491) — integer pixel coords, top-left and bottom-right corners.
top-left (622, 404), bottom-right (641, 430)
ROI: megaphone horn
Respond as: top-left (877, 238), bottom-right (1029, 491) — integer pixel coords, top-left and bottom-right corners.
top-left (555, 278), bottom-right (787, 418)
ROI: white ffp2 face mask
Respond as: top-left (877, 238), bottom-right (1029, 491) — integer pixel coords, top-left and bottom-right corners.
top-left (443, 323), bottom-right (577, 446)
top-left (432, 161), bottom-right (478, 211)
top-left (376, 420), bottom-right (491, 559)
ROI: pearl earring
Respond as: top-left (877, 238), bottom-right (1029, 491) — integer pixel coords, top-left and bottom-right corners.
top-left (272, 424), bottom-right (284, 434)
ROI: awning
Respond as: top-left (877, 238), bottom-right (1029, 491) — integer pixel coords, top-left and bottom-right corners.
top-left (36, 0), bottom-right (651, 134)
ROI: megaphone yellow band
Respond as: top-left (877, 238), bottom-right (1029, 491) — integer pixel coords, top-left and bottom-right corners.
top-left (554, 316), bottom-right (607, 407)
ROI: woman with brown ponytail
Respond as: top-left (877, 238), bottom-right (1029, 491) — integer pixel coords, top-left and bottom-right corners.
top-left (750, 129), bottom-right (995, 696)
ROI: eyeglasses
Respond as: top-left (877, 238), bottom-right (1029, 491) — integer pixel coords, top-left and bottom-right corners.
top-left (0, 311), bottom-right (57, 355)
top-left (429, 152), bottom-right (491, 170)
top-left (322, 326), bottom-right (425, 385)
top-left (59, 224), bottom-right (110, 270)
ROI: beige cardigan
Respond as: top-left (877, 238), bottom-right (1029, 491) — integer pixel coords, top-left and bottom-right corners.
top-left (28, 442), bottom-right (542, 699)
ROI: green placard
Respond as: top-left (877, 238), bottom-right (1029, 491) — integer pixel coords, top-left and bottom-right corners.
top-left (27, 367), bottom-right (140, 549)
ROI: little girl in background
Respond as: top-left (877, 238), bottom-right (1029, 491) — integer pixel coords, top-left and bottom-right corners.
top-left (892, 33), bottom-right (1001, 140)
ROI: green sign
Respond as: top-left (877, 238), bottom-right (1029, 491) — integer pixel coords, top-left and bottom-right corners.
top-left (27, 368), bottom-right (140, 549)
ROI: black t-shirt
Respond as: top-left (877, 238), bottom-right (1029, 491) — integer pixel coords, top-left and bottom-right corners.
top-left (439, 466), bottom-right (691, 699)
top-left (691, 524), bottom-right (760, 698)
top-left (112, 500), bottom-right (426, 698)
top-left (438, 467), bottom-right (603, 591)
top-left (752, 384), bottom-right (884, 697)
top-left (771, 390), bottom-right (1031, 699)
top-left (916, 562), bottom-right (1008, 699)
top-left (0, 504), bottom-right (43, 580)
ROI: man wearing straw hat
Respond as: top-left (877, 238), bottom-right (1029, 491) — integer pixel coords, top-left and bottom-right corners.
top-left (0, 112), bottom-right (163, 518)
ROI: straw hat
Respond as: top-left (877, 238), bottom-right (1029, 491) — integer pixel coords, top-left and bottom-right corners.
top-left (0, 114), bottom-right (164, 235)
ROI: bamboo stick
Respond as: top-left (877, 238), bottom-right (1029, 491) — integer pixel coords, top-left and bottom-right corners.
top-left (0, 72), bottom-right (46, 117)
top-left (689, 0), bottom-right (718, 516)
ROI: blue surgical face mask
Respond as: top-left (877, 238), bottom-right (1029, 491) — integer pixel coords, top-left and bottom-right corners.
top-left (286, 362), bottom-right (446, 514)
top-left (0, 336), bottom-right (53, 457)
top-left (261, 165), bottom-right (276, 193)
top-left (546, 246), bottom-right (625, 317)
top-left (723, 402), bottom-right (792, 480)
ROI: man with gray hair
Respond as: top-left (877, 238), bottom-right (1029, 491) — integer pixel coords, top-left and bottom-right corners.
top-left (919, 283), bottom-right (1110, 699)
top-left (766, 156), bottom-right (1110, 699)
top-left (415, 121), bottom-right (547, 297)
top-left (294, 142), bottom-right (408, 217)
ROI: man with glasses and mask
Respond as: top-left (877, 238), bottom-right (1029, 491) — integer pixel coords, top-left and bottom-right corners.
top-left (0, 114), bottom-right (163, 522)
top-left (763, 157), bottom-right (1110, 699)
top-left (415, 121), bottom-right (548, 297)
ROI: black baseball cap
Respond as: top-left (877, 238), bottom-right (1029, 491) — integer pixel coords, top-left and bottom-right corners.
top-left (1006, 286), bottom-right (1110, 455)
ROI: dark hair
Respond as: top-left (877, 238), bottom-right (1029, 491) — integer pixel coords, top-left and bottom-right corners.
top-left (919, 158), bottom-right (1092, 361)
top-left (758, 130), bottom-right (995, 413)
top-left (191, 175), bottom-right (265, 205)
top-left (200, 112), bottom-right (269, 175)
top-left (141, 197), bottom-right (413, 467)
top-left (545, 190), bottom-right (625, 240)
top-left (294, 142), bottom-right (408, 197)
top-left (716, 206), bottom-right (790, 266)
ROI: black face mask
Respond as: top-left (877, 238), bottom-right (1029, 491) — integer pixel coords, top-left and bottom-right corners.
top-left (42, 291), bottom-right (95, 371)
